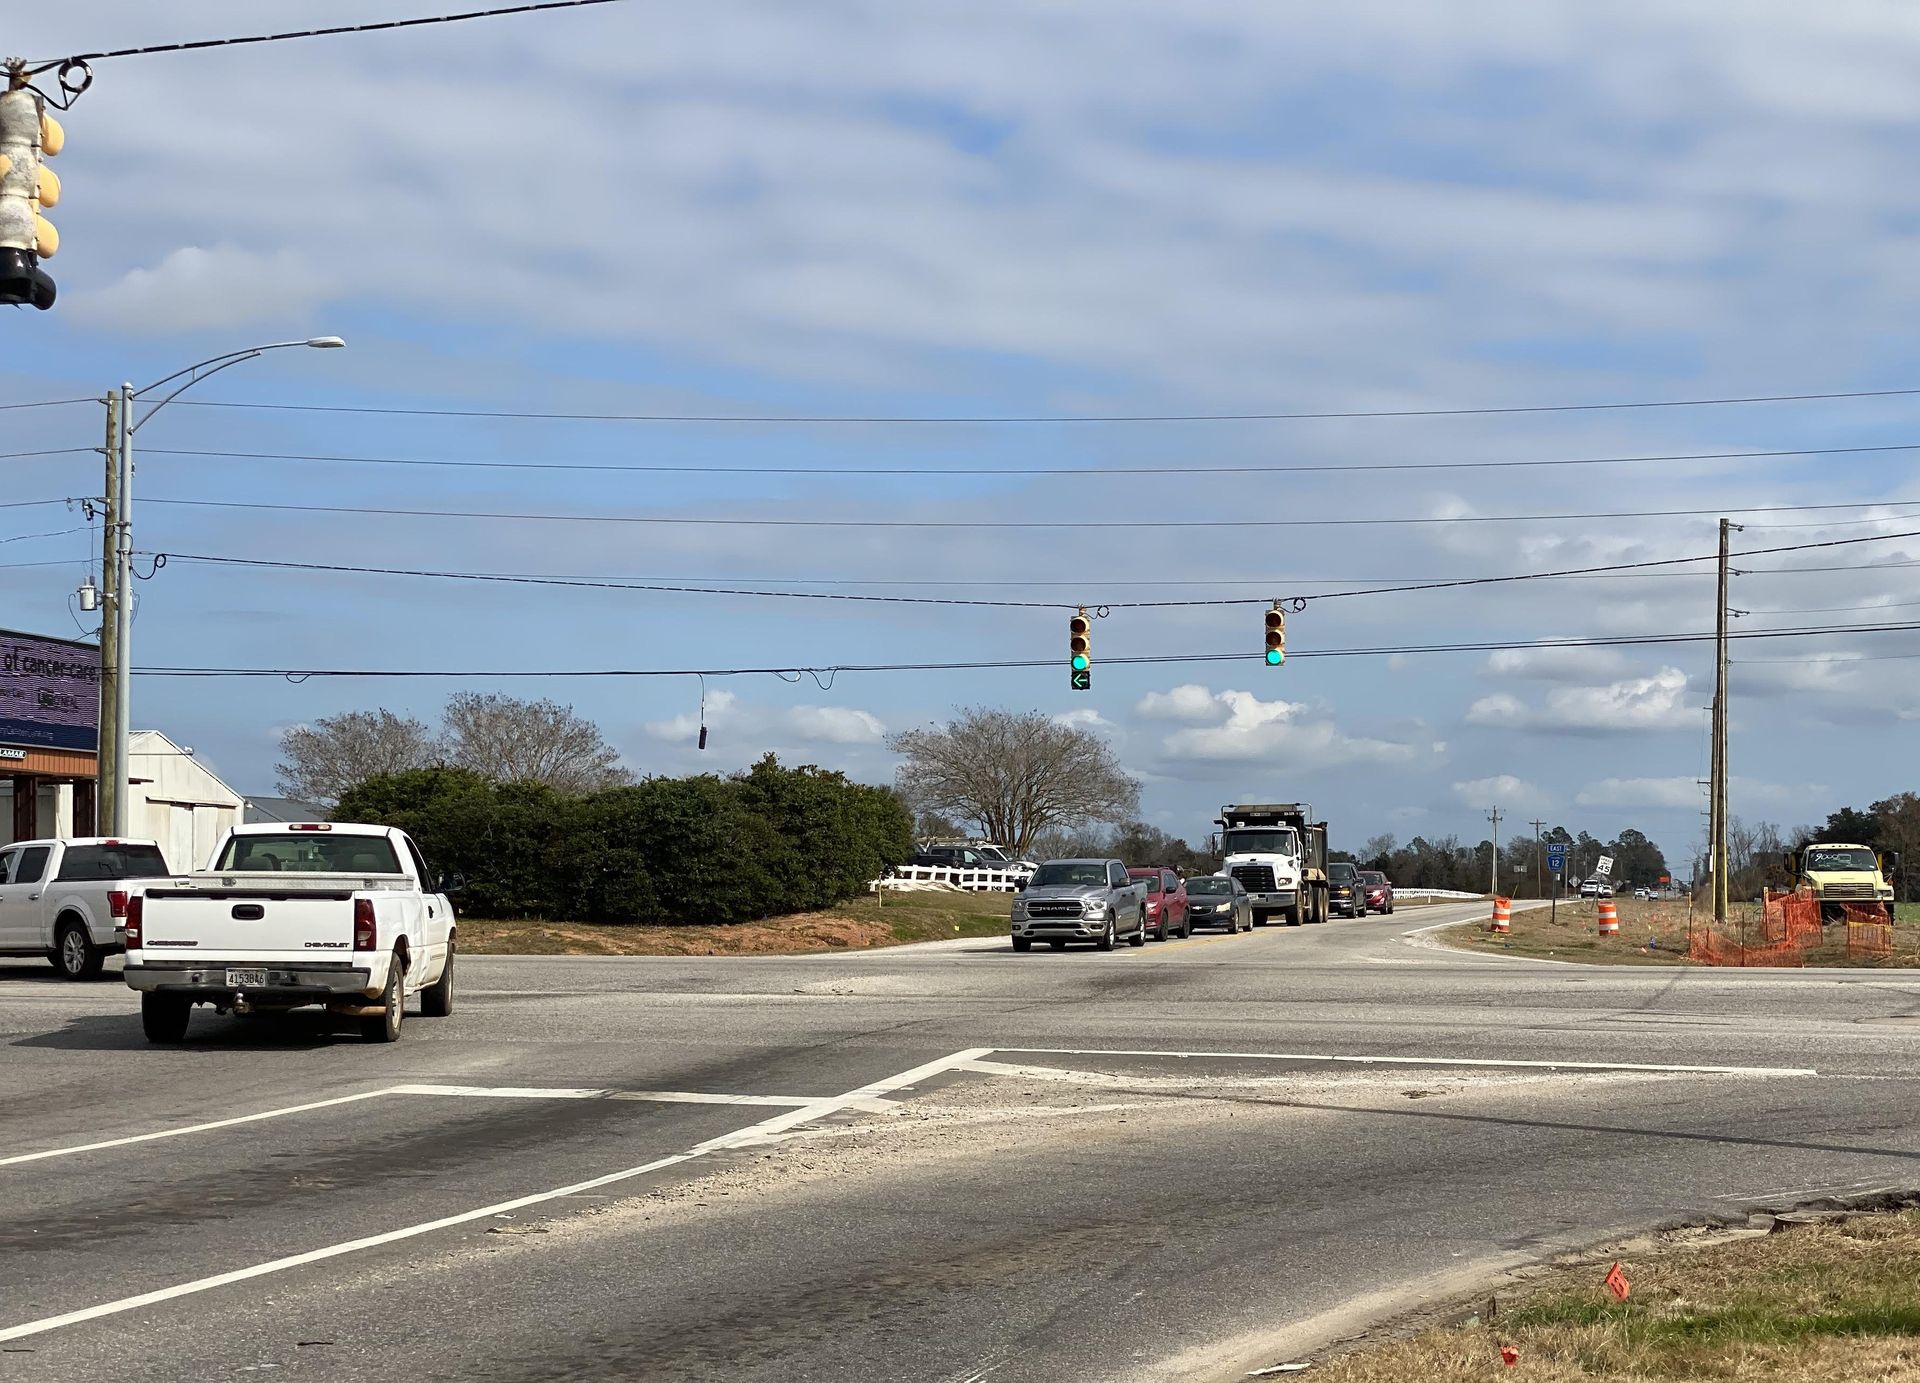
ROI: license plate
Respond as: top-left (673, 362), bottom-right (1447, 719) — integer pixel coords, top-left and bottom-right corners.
top-left (226, 969), bottom-right (268, 987)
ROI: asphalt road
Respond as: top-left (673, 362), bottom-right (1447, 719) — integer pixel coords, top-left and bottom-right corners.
top-left (6, 900), bottom-right (1920, 1382)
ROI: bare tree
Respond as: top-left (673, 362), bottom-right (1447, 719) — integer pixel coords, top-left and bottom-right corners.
top-left (276, 709), bottom-right (438, 808)
top-left (889, 707), bottom-right (1139, 853)
top-left (440, 693), bottom-right (629, 795)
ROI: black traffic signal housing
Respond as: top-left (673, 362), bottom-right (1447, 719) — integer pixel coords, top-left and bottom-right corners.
top-left (0, 87), bottom-right (61, 311)
top-left (1265, 603), bottom-right (1286, 666)
top-left (1069, 609), bottom-right (1091, 690)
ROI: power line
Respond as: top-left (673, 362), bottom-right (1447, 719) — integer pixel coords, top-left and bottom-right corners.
top-left (143, 525), bottom-right (1920, 611)
top-left (131, 495), bottom-right (1920, 531)
top-left (34, 0), bottom-right (637, 66)
top-left (146, 551), bottom-right (1715, 601)
top-left (119, 619), bottom-right (1920, 680)
top-left (0, 398), bottom-right (93, 413)
top-left (165, 383), bottom-right (1920, 425)
top-left (131, 438), bottom-right (1920, 479)
top-left (0, 447), bottom-right (93, 460)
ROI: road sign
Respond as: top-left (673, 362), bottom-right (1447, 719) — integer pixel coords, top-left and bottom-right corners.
top-left (1547, 842), bottom-right (1568, 874)
top-left (1595, 855), bottom-right (1614, 877)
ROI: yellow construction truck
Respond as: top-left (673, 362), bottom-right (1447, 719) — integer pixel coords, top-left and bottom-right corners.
top-left (1785, 842), bottom-right (1900, 924)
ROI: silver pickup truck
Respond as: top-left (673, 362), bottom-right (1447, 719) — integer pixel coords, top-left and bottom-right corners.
top-left (1009, 858), bottom-right (1149, 952)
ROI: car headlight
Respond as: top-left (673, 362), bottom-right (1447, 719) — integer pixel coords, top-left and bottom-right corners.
top-left (1082, 900), bottom-right (1106, 917)
top-left (1011, 901), bottom-right (1027, 918)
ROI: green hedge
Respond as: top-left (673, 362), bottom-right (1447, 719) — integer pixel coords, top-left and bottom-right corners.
top-left (333, 754), bottom-right (913, 924)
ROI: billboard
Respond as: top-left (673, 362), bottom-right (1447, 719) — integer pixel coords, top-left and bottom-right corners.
top-left (0, 628), bottom-right (100, 753)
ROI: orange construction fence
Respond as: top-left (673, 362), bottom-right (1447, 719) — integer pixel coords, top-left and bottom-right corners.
top-left (1688, 926), bottom-right (1805, 967)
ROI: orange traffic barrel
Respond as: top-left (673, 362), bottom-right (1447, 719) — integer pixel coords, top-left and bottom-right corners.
top-left (1597, 899), bottom-right (1619, 935)
top-left (1490, 896), bottom-right (1512, 933)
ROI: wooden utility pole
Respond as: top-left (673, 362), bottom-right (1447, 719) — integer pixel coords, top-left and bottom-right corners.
top-left (1711, 518), bottom-right (1734, 928)
top-left (1529, 818), bottom-right (1546, 900)
top-left (1488, 806), bottom-right (1504, 897)
top-left (95, 392), bottom-right (120, 836)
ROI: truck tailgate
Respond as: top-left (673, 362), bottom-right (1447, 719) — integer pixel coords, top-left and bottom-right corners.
top-left (139, 883), bottom-right (355, 962)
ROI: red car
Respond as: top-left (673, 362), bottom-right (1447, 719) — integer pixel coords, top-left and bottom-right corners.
top-left (1128, 868), bottom-right (1189, 941)
top-left (1359, 870), bottom-right (1394, 915)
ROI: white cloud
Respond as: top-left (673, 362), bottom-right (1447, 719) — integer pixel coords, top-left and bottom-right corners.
top-left (1154, 687), bottom-right (1421, 768)
top-left (1135, 684), bottom-right (1225, 722)
top-left (1467, 667), bottom-right (1696, 735)
top-left (1483, 645), bottom-right (1632, 683)
top-left (1577, 775), bottom-right (1809, 811)
top-left (68, 245), bottom-right (328, 334)
top-left (1452, 775), bottom-right (1546, 808)
top-left (1054, 707), bottom-right (1115, 731)
top-left (643, 690), bottom-right (885, 747)
top-left (1576, 776), bottom-right (1705, 810)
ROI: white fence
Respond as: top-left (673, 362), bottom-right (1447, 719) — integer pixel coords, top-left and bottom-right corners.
top-left (875, 864), bottom-right (1027, 894)
top-left (1394, 888), bottom-right (1483, 901)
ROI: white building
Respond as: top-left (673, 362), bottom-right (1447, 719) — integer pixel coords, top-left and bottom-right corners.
top-left (126, 731), bottom-right (244, 872)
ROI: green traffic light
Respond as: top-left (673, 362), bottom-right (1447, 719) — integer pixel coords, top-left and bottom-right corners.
top-left (1266, 649), bottom-right (1283, 665)
top-left (1072, 654), bottom-right (1089, 671)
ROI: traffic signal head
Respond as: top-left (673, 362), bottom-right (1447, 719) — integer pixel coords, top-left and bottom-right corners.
top-left (1264, 603), bottom-right (1286, 666)
top-left (1069, 610), bottom-right (1091, 672)
top-left (0, 86), bottom-right (61, 310)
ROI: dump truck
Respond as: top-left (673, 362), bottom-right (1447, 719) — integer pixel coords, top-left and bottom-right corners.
top-left (1784, 842), bottom-right (1900, 924)
top-left (1216, 803), bottom-right (1329, 926)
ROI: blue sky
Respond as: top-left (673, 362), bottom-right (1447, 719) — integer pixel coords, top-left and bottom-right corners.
top-left (6, 0), bottom-right (1920, 862)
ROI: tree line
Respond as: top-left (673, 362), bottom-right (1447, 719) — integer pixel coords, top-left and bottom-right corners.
top-left (1693, 795), bottom-right (1920, 902)
top-left (337, 756), bottom-right (912, 924)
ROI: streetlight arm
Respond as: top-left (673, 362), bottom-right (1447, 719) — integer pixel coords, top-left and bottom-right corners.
top-left (129, 351), bottom-right (267, 434)
top-left (129, 337), bottom-right (344, 434)
top-left (132, 338), bottom-right (329, 399)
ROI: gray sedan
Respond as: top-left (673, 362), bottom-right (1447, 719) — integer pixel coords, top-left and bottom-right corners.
top-left (1183, 875), bottom-right (1253, 933)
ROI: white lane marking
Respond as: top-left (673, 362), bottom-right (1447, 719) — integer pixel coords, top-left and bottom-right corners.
top-left (990, 1046), bottom-right (1816, 1077)
top-left (391, 1084), bottom-right (819, 1108)
top-left (0, 1089), bottom-right (397, 1168)
top-left (0, 1048), bottom-right (991, 1345)
top-left (3, 1085), bottom-right (847, 1168)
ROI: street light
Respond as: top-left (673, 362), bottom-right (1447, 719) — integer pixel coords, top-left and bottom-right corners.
top-left (99, 337), bottom-right (345, 835)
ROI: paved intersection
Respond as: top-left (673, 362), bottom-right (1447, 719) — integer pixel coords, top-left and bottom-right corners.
top-left (4, 901), bottom-right (1919, 1381)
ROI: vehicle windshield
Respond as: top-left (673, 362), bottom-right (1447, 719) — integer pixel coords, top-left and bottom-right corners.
top-left (1222, 828), bottom-right (1298, 856)
top-left (974, 846), bottom-right (1012, 865)
top-left (1329, 863), bottom-right (1357, 881)
top-left (1187, 877), bottom-right (1232, 896)
top-left (1359, 871), bottom-right (1385, 884)
top-left (1806, 847), bottom-right (1878, 873)
top-left (1029, 861), bottom-right (1108, 888)
top-left (215, 833), bottom-right (403, 874)
top-left (1131, 874), bottom-right (1163, 893)
top-left (56, 843), bottom-right (171, 881)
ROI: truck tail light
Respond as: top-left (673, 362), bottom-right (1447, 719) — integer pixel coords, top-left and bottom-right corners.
top-left (108, 890), bottom-right (128, 919)
top-left (124, 895), bottom-right (143, 949)
top-left (353, 898), bottom-right (376, 951)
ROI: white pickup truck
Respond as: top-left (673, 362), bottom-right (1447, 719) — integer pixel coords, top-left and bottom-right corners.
top-left (124, 822), bottom-right (458, 1045)
top-left (0, 837), bottom-right (174, 979)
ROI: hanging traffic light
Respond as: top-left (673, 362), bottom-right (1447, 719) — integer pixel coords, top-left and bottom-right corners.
top-left (1069, 608), bottom-right (1092, 690)
top-left (1264, 602), bottom-right (1286, 666)
top-left (0, 82), bottom-right (60, 310)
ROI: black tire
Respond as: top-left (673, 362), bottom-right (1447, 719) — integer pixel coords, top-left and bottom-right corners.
top-left (420, 941), bottom-right (454, 1018)
top-left (1129, 913), bottom-right (1147, 947)
top-left (360, 960), bottom-right (405, 1043)
top-left (141, 993), bottom-right (190, 1044)
top-left (54, 919), bottom-right (103, 981)
top-left (1012, 937), bottom-right (1033, 952)
top-left (1096, 916), bottom-right (1117, 952)
top-left (1284, 905), bottom-right (1302, 927)
top-left (1152, 913), bottom-right (1167, 942)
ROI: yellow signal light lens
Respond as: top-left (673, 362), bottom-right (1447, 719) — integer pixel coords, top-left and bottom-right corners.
top-left (39, 112), bottom-right (64, 157)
